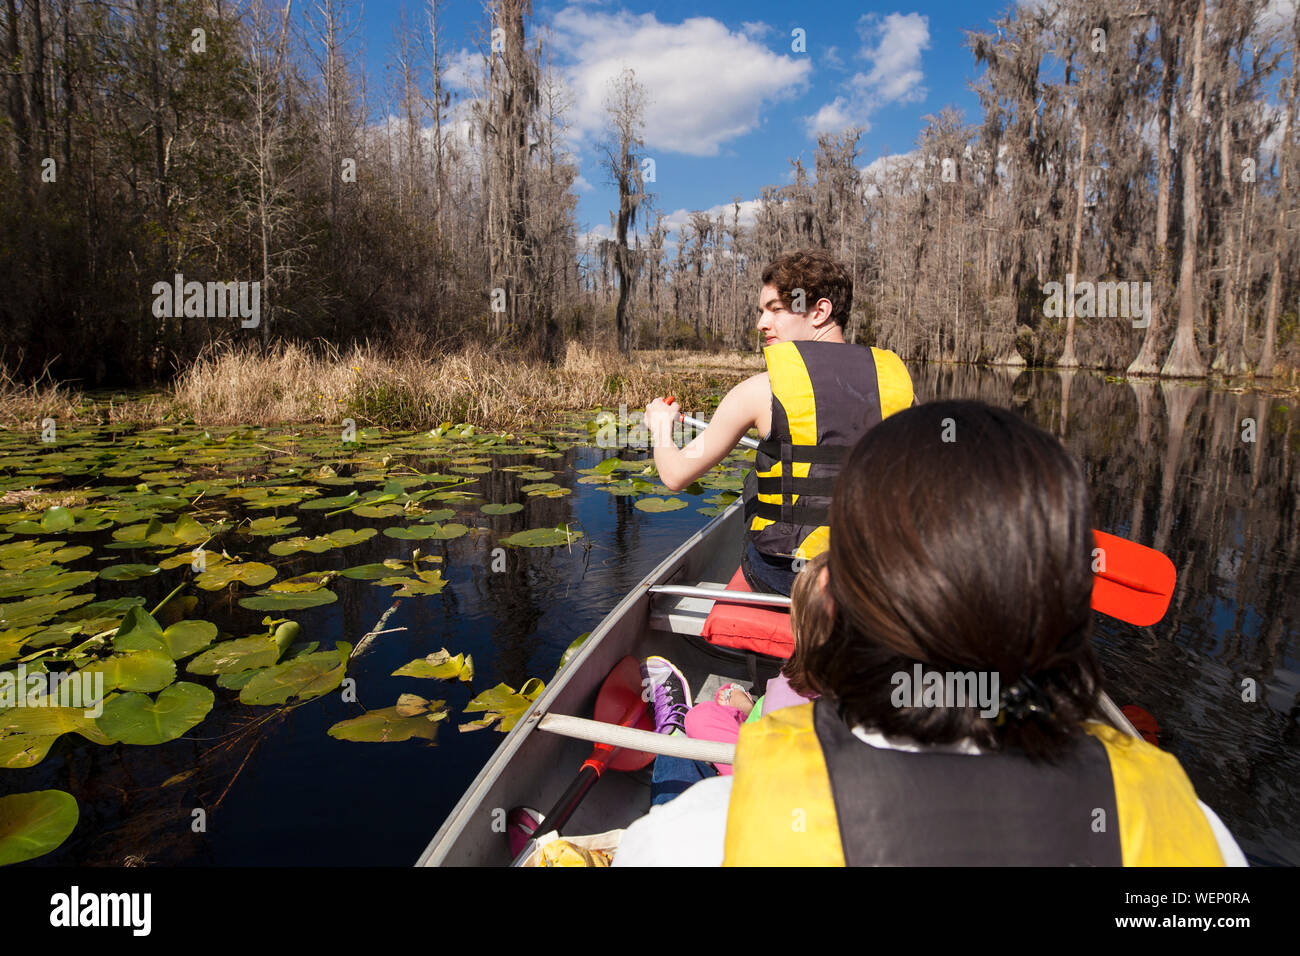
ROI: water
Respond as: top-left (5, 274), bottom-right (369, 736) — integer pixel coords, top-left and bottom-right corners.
top-left (4, 369), bottom-right (1298, 866)
top-left (917, 366), bottom-right (1300, 866)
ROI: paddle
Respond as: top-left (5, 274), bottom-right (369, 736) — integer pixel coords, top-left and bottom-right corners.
top-left (508, 655), bottom-right (655, 866)
top-left (660, 398), bottom-right (1177, 628)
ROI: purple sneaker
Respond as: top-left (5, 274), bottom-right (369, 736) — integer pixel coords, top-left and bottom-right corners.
top-left (640, 656), bottom-right (692, 735)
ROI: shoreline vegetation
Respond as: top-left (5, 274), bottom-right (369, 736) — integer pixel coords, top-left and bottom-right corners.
top-left (0, 343), bottom-right (764, 432)
top-left (0, 343), bottom-right (1295, 434)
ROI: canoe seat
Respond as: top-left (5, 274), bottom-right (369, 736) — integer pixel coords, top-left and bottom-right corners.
top-left (700, 567), bottom-right (794, 660)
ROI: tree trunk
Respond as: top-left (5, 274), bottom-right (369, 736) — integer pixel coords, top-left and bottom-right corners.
top-left (1130, 15), bottom-right (1177, 376)
top-left (1161, 0), bottom-right (1207, 378)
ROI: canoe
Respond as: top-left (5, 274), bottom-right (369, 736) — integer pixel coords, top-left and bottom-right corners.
top-left (416, 500), bottom-right (1140, 866)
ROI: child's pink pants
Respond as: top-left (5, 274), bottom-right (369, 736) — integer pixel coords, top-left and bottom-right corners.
top-left (683, 701), bottom-right (748, 775)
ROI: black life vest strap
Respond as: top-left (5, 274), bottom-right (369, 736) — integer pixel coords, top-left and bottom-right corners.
top-left (756, 439), bottom-right (849, 465)
top-left (744, 498), bottom-right (832, 527)
top-left (755, 475), bottom-right (838, 497)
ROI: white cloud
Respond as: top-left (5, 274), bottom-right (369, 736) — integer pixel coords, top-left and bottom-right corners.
top-left (1255, 0), bottom-right (1298, 37)
top-left (660, 199), bottom-right (761, 237)
top-left (550, 7), bottom-right (811, 156)
top-left (805, 12), bottom-right (930, 137)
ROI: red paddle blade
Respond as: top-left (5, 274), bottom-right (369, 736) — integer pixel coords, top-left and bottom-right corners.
top-left (1091, 530), bottom-right (1176, 627)
top-left (592, 656), bottom-right (655, 772)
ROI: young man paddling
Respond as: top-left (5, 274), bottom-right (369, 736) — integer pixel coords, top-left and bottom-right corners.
top-left (645, 249), bottom-right (914, 596)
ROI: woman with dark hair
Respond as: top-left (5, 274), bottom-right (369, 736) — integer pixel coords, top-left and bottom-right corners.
top-left (615, 400), bottom-right (1243, 866)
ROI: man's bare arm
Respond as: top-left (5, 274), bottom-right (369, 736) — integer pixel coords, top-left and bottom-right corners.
top-left (646, 373), bottom-right (768, 491)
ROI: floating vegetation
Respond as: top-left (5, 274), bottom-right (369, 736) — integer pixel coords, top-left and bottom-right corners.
top-left (0, 410), bottom-right (747, 864)
top-left (634, 497), bottom-right (688, 513)
top-left (0, 790), bottom-right (79, 865)
top-left (499, 526), bottom-right (583, 548)
top-left (393, 649), bottom-right (473, 683)
top-left (327, 699), bottom-right (448, 743)
top-left (460, 679), bottom-right (545, 733)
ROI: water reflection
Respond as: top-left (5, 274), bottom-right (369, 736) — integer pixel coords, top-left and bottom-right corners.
top-left (917, 366), bottom-right (1300, 865)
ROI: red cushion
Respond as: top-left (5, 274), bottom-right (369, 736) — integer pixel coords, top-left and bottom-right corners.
top-left (700, 567), bottom-right (795, 660)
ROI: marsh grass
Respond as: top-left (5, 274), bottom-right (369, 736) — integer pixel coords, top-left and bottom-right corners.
top-left (1, 341), bottom-right (761, 430)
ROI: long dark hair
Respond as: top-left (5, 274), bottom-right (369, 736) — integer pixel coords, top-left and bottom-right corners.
top-left (800, 400), bottom-right (1105, 760)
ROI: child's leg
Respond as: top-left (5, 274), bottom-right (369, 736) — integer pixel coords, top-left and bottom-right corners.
top-left (684, 701), bottom-right (747, 775)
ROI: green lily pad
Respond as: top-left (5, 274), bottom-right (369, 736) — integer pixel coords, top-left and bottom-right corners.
top-left (39, 507), bottom-right (76, 533)
top-left (238, 643), bottom-right (350, 706)
top-left (499, 526), bottom-right (583, 548)
top-left (557, 632), bottom-right (591, 671)
top-left (0, 790), bottom-right (79, 865)
top-left (0, 734), bottom-right (59, 769)
top-left (298, 491), bottom-right (359, 511)
top-left (195, 560), bottom-right (276, 591)
top-left (0, 592), bottom-right (94, 628)
top-left (353, 503), bottom-right (405, 518)
top-left (634, 497), bottom-right (688, 513)
top-left (243, 516), bottom-right (301, 537)
top-left (327, 702), bottom-right (448, 742)
top-left (186, 625), bottom-right (292, 676)
top-left (99, 563), bottom-right (161, 582)
top-left (392, 649), bottom-right (473, 682)
top-left (269, 572), bottom-right (338, 593)
top-left (238, 589), bottom-right (338, 612)
top-left (113, 608), bottom-right (217, 661)
top-left (383, 523), bottom-right (468, 541)
top-left (481, 503), bottom-right (524, 516)
top-left (382, 570), bottom-right (449, 597)
top-left (459, 678), bottom-right (545, 733)
top-left (78, 649), bottom-right (176, 693)
top-left (95, 682), bottom-right (214, 745)
top-left (416, 508), bottom-right (457, 522)
top-left (267, 528), bottom-right (377, 556)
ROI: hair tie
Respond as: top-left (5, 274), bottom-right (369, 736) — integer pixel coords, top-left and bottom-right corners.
top-left (996, 674), bottom-right (1055, 725)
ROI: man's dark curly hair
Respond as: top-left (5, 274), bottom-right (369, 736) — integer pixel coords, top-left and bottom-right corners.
top-left (761, 249), bottom-right (853, 327)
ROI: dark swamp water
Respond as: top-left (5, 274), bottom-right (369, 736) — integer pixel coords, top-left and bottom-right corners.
top-left (1, 365), bottom-right (1297, 867)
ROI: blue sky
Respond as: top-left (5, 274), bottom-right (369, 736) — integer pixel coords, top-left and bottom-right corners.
top-left (346, 1), bottom-right (1015, 246)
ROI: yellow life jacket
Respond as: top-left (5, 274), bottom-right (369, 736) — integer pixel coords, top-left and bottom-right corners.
top-left (723, 701), bottom-right (1225, 866)
top-left (742, 341), bottom-right (912, 561)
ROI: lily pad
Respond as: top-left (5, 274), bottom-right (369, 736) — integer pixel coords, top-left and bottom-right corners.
top-left (113, 608), bottom-right (217, 661)
top-left (238, 643), bottom-right (350, 706)
top-left (95, 682), bottom-right (214, 745)
top-left (382, 570), bottom-right (449, 598)
top-left (98, 563), bottom-right (161, 582)
top-left (634, 497), bottom-right (688, 513)
top-left (78, 649), bottom-right (176, 693)
top-left (499, 526), bottom-right (583, 548)
top-left (186, 622), bottom-right (297, 675)
top-left (0, 790), bottom-right (79, 865)
top-left (393, 649), bottom-right (473, 682)
top-left (327, 702), bottom-right (448, 742)
top-left (480, 503), bottom-right (524, 516)
top-left (459, 678), bottom-right (545, 733)
top-left (267, 528), bottom-right (377, 556)
top-left (238, 589), bottom-right (338, 612)
top-left (194, 560), bottom-right (276, 591)
top-left (383, 523), bottom-right (468, 541)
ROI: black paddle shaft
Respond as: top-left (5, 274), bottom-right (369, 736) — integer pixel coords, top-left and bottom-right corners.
top-left (539, 763), bottom-right (602, 837)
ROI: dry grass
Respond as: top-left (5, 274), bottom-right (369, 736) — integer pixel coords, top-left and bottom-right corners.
top-left (169, 339), bottom-right (758, 430)
top-left (0, 362), bottom-right (86, 430)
